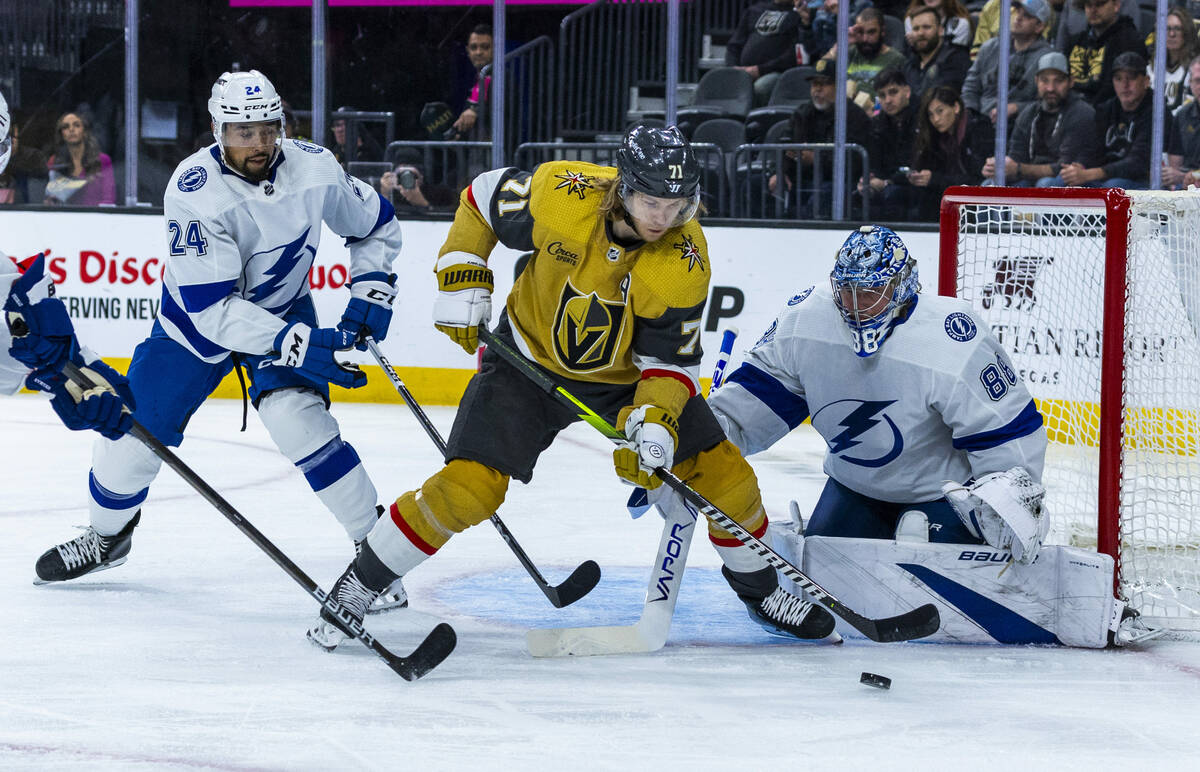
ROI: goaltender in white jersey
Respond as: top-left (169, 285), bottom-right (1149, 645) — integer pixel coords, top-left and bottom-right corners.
top-left (709, 225), bottom-right (1154, 647)
top-left (33, 71), bottom-right (406, 612)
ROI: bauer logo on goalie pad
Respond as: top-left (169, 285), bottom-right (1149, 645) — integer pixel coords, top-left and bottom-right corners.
top-left (177, 166), bottom-right (207, 192)
top-left (943, 312), bottom-right (976, 342)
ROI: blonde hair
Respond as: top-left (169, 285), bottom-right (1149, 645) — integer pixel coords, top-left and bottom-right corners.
top-left (594, 175), bottom-right (706, 225)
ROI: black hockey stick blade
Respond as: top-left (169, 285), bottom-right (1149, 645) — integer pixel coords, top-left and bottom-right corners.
top-left (832, 601), bottom-right (941, 644)
top-left (368, 622), bottom-right (458, 681)
top-left (542, 559), bottom-right (602, 608)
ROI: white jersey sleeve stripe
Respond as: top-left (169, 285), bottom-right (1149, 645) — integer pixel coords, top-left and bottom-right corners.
top-left (470, 168), bottom-right (512, 231)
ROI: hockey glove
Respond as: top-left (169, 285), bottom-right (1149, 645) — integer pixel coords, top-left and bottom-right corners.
top-left (27, 359), bottom-right (135, 441)
top-left (613, 404), bottom-right (679, 490)
top-left (433, 252), bottom-right (492, 355)
top-left (270, 323), bottom-right (367, 390)
top-left (943, 467), bottom-right (1050, 564)
top-left (4, 254), bottom-right (77, 372)
top-left (338, 272), bottom-right (398, 350)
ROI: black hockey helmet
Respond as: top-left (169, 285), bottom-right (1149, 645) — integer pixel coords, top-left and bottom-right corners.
top-left (616, 124), bottom-right (700, 199)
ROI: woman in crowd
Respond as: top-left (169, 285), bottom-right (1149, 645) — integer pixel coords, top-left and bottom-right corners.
top-left (44, 112), bottom-right (115, 206)
top-left (1149, 6), bottom-right (1199, 114)
top-left (905, 85), bottom-right (993, 221)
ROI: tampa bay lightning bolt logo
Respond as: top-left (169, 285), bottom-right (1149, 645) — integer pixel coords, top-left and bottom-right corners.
top-left (787, 286), bottom-right (814, 305)
top-left (292, 139), bottom-right (323, 154)
top-left (944, 312), bottom-right (977, 342)
top-left (812, 399), bottom-right (904, 468)
top-left (246, 227), bottom-right (317, 314)
top-left (177, 166), bottom-right (208, 192)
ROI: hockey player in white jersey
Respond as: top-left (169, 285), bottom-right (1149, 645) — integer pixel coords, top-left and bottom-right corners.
top-left (2, 89), bottom-right (133, 439)
top-left (708, 225), bottom-right (1152, 647)
top-left (33, 72), bottom-right (406, 609)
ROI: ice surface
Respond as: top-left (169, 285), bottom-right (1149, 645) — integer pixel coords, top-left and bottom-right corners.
top-left (2, 396), bottom-right (1199, 770)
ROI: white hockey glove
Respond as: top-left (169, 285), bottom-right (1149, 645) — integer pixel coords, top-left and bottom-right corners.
top-left (433, 252), bottom-right (493, 354)
top-left (943, 467), bottom-right (1050, 564)
top-left (613, 404), bottom-right (679, 490)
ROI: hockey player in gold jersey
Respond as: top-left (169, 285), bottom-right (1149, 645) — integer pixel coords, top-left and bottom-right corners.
top-left (308, 124), bottom-right (836, 650)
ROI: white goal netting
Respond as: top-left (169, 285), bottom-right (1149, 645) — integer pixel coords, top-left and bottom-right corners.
top-left (949, 189), bottom-right (1200, 629)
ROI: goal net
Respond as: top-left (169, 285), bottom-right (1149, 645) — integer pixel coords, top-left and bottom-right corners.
top-left (939, 186), bottom-right (1200, 630)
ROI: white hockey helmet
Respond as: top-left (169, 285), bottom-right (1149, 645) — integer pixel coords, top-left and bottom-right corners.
top-left (0, 89), bottom-right (11, 175)
top-left (207, 70), bottom-right (285, 160)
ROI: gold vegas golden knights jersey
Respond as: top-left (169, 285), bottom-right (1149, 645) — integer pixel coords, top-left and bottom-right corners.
top-left (440, 160), bottom-right (710, 400)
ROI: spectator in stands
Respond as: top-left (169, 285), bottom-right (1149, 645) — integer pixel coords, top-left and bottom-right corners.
top-left (1163, 56), bottom-right (1200, 189)
top-left (1055, 0), bottom-right (1141, 53)
top-left (963, 0), bottom-right (1053, 126)
top-left (904, 0), bottom-right (972, 49)
top-left (907, 85), bottom-right (993, 220)
top-left (861, 67), bottom-right (919, 219)
top-left (822, 8), bottom-right (908, 114)
top-left (982, 51), bottom-right (1101, 186)
top-left (1065, 0), bottom-right (1146, 105)
top-left (808, 0), bottom-right (842, 62)
top-left (1148, 7), bottom-right (1199, 115)
top-left (903, 6), bottom-right (971, 104)
top-left (378, 148), bottom-right (457, 214)
top-left (44, 112), bottom-right (115, 207)
top-left (1059, 52), bottom-right (1162, 189)
top-left (328, 107), bottom-right (384, 165)
top-left (450, 24), bottom-right (494, 140)
top-left (771, 58), bottom-right (872, 217)
top-left (971, 0), bottom-right (1057, 57)
top-left (725, 0), bottom-right (808, 106)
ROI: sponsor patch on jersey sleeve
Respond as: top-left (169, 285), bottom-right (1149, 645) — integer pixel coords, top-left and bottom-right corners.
top-left (944, 311), bottom-right (977, 342)
top-left (177, 166), bottom-right (208, 192)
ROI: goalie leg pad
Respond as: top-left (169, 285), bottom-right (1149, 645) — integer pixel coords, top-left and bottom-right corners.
top-left (785, 534), bottom-right (1118, 648)
top-left (258, 388), bottom-right (378, 541)
top-left (676, 440), bottom-right (769, 573)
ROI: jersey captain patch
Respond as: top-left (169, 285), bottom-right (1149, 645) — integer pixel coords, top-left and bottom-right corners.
top-left (552, 169), bottom-right (595, 200)
top-left (551, 279), bottom-right (627, 372)
top-left (674, 234), bottom-right (705, 272)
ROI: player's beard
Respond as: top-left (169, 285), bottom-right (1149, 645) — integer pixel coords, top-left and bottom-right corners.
top-left (233, 150), bottom-right (274, 183)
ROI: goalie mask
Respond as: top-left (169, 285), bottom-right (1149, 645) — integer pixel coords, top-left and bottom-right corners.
top-left (0, 89), bottom-right (11, 175)
top-left (208, 70), bottom-right (285, 166)
top-left (830, 225), bottom-right (919, 357)
top-left (616, 124), bottom-right (701, 229)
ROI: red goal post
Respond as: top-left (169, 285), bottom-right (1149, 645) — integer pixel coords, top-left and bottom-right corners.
top-left (938, 186), bottom-right (1200, 630)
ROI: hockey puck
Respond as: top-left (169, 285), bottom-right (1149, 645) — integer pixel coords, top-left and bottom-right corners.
top-left (860, 672), bottom-right (891, 690)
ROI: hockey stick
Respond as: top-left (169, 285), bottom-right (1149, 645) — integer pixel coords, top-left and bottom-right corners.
top-left (527, 328), bottom-right (740, 655)
top-left (527, 492), bottom-right (697, 657)
top-left (44, 355), bottom-right (456, 680)
top-left (364, 337), bottom-right (600, 608)
top-left (477, 326), bottom-right (941, 643)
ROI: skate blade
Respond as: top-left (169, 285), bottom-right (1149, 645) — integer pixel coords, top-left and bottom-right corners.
top-left (32, 555), bottom-right (128, 586)
top-left (366, 596), bottom-right (409, 615)
top-left (306, 620), bottom-right (349, 652)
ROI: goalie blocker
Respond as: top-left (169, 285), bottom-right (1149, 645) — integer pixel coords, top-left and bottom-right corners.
top-left (767, 522), bottom-right (1146, 648)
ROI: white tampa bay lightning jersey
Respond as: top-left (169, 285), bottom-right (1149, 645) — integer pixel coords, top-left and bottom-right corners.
top-left (709, 285), bottom-right (1047, 503)
top-left (0, 249), bottom-right (27, 394)
top-left (159, 138), bottom-right (403, 362)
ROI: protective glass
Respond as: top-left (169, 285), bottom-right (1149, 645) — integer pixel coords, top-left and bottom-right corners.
top-left (221, 119), bottom-right (284, 148)
top-left (621, 187), bottom-right (700, 230)
top-left (0, 136), bottom-right (11, 174)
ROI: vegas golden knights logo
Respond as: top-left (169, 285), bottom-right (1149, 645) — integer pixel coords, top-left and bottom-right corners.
top-left (552, 281), bottom-right (626, 371)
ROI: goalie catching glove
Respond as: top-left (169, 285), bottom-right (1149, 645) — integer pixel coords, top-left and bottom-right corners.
top-left (613, 404), bottom-right (679, 490)
top-left (942, 466), bottom-right (1050, 564)
top-left (337, 272), bottom-right (397, 350)
top-left (433, 252), bottom-right (492, 354)
top-left (269, 323), bottom-right (366, 389)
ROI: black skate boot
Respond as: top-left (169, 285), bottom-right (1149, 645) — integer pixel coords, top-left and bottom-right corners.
top-left (308, 541), bottom-right (400, 651)
top-left (361, 505), bottom-right (408, 614)
top-left (34, 512), bottom-right (141, 584)
top-left (722, 565), bottom-right (837, 640)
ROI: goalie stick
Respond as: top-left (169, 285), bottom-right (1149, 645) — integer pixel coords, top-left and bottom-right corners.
top-left (41, 352), bottom-right (456, 680)
top-left (526, 327), bottom-right (738, 656)
top-left (365, 338), bottom-right (600, 608)
top-left (478, 326), bottom-right (941, 643)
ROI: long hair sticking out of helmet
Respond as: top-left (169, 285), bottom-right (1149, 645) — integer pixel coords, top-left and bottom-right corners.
top-left (207, 70), bottom-right (285, 167)
top-left (830, 225), bottom-right (920, 357)
top-left (0, 90), bottom-right (11, 175)
top-left (615, 124), bottom-right (701, 228)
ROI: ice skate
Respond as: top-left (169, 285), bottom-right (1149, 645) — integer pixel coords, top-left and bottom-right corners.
top-left (723, 565), bottom-right (837, 640)
top-left (34, 512), bottom-right (141, 584)
top-left (307, 563), bottom-right (381, 651)
top-left (1109, 605), bottom-right (1166, 647)
top-left (359, 506), bottom-right (408, 614)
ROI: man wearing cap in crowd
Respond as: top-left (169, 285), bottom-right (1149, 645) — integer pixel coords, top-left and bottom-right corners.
top-left (982, 50), bottom-right (1102, 187)
top-left (970, 0), bottom-right (1059, 58)
top-left (963, 0), bottom-right (1054, 125)
top-left (1060, 51), bottom-right (1164, 188)
top-left (771, 58), bottom-right (871, 217)
top-left (1064, 0), bottom-right (1146, 105)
